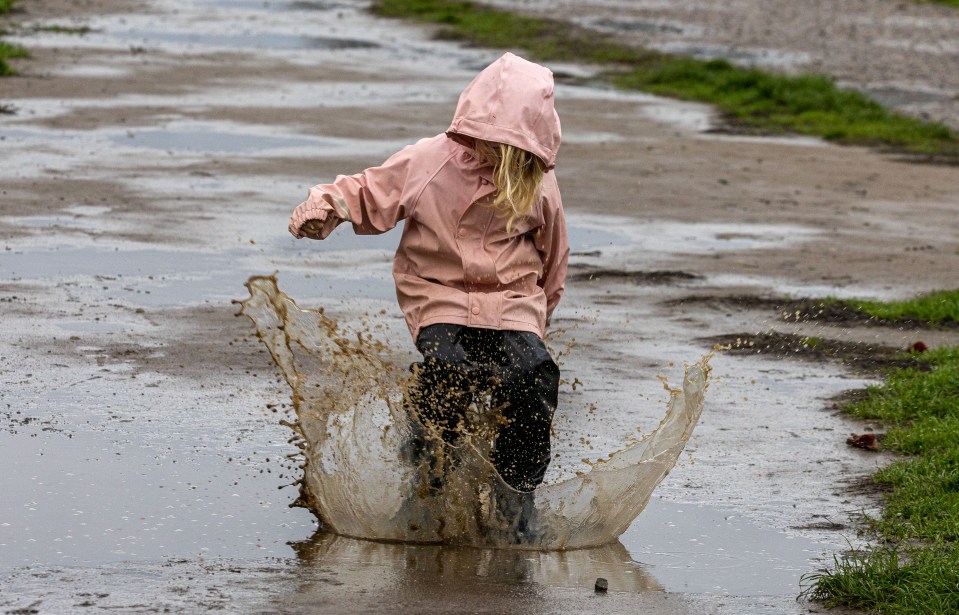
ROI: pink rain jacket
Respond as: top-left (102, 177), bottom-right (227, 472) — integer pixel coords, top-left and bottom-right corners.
top-left (288, 52), bottom-right (569, 342)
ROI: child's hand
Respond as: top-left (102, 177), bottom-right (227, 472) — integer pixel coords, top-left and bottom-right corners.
top-left (289, 199), bottom-right (328, 239)
top-left (299, 219), bottom-right (326, 239)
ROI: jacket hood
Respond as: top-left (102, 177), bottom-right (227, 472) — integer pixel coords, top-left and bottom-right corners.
top-left (447, 52), bottom-right (561, 169)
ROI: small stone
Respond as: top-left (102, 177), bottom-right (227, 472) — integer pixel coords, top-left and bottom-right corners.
top-left (594, 577), bottom-right (608, 593)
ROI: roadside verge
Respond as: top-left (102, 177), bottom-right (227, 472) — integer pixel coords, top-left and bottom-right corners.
top-left (373, 0), bottom-right (959, 163)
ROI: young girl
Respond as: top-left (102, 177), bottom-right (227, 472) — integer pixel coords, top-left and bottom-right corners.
top-left (288, 52), bottom-right (568, 499)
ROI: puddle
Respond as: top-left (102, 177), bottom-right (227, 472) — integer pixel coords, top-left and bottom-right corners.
top-left (641, 101), bottom-right (714, 132)
top-left (113, 128), bottom-right (333, 154)
top-left (64, 205), bottom-right (113, 216)
top-left (0, 419), bottom-right (315, 572)
top-left (57, 321), bottom-right (129, 333)
top-left (706, 273), bottom-right (903, 302)
top-left (208, 0), bottom-right (355, 10)
top-left (699, 132), bottom-right (827, 148)
top-left (50, 64), bottom-right (133, 78)
top-left (562, 131), bottom-right (629, 144)
top-left (0, 227), bottom-right (626, 310)
top-left (0, 421), bottom-right (834, 603)
top-left (0, 247), bottom-right (259, 307)
top-left (651, 42), bottom-right (812, 70)
top-left (565, 217), bottom-right (818, 257)
top-left (291, 532), bottom-right (662, 591)
top-left (112, 29), bottom-right (378, 51)
top-left (0, 218), bottom-right (815, 310)
top-left (0, 222), bottom-right (629, 276)
top-left (0, 128), bottom-right (83, 143)
top-left (625, 498), bottom-right (832, 596)
top-left (861, 84), bottom-right (955, 107)
top-left (0, 124), bottom-right (413, 166)
top-left (0, 0), bottom-right (898, 610)
top-left (0, 247), bottom-right (240, 281)
top-left (7, 215), bottom-right (113, 232)
top-left (581, 17), bottom-right (692, 36)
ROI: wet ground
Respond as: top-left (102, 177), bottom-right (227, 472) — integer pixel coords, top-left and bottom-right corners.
top-left (484, 0), bottom-right (959, 131)
top-left (2, 0), bottom-right (959, 613)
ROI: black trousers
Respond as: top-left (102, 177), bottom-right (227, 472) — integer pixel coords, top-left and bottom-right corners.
top-left (407, 324), bottom-right (560, 493)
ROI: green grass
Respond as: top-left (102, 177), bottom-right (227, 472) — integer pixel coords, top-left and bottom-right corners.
top-left (917, 0), bottom-right (959, 7)
top-left (373, 0), bottom-right (959, 159)
top-left (375, 0), bottom-right (662, 65)
top-left (853, 289), bottom-right (959, 324)
top-left (0, 39), bottom-right (26, 76)
top-left (803, 344), bottom-right (959, 613)
top-left (0, 0), bottom-right (24, 76)
top-left (804, 546), bottom-right (959, 614)
top-left (813, 289), bottom-right (959, 326)
top-left (844, 346), bottom-right (959, 424)
top-left (31, 24), bottom-right (94, 35)
top-left (612, 60), bottom-right (955, 153)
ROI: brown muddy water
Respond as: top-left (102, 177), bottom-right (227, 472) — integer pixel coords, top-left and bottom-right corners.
top-left (6, 0), bottom-right (957, 613)
top-left (239, 275), bottom-right (710, 550)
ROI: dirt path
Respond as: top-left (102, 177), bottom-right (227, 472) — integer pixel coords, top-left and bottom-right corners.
top-left (484, 0), bottom-right (959, 131)
top-left (1, 1), bottom-right (958, 614)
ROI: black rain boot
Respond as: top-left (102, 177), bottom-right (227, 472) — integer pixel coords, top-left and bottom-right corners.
top-left (491, 480), bottom-right (539, 545)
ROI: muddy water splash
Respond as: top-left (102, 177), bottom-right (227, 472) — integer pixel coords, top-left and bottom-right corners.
top-left (240, 276), bottom-right (710, 550)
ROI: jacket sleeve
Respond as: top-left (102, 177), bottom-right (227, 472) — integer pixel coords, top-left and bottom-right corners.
top-left (289, 143), bottom-right (420, 239)
top-left (534, 175), bottom-right (569, 320)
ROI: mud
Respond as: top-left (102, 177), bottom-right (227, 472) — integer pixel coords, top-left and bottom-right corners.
top-left (569, 265), bottom-right (703, 285)
top-left (2, 0), bottom-right (959, 614)
top-left (667, 293), bottom-right (959, 329)
top-left (707, 331), bottom-right (923, 376)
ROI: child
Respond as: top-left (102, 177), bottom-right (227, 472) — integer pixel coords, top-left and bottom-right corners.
top-left (288, 52), bottom-right (569, 499)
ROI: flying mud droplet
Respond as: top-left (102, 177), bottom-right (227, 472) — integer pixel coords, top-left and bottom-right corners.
top-left (239, 275), bottom-right (711, 550)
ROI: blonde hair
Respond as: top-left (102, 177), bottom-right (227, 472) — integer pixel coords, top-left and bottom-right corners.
top-left (473, 139), bottom-right (546, 233)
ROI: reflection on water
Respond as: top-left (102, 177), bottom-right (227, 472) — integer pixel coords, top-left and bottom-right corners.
top-left (112, 29), bottom-right (378, 51)
top-left (240, 275), bottom-right (710, 550)
top-left (113, 129), bottom-right (333, 153)
top-left (288, 529), bottom-right (662, 593)
top-left (250, 530), bottom-right (671, 614)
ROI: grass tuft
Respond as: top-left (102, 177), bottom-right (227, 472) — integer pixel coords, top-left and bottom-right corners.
top-left (802, 546), bottom-right (959, 614)
top-left (813, 289), bottom-right (959, 327)
top-left (0, 40), bottom-right (27, 76)
top-left (373, 0), bottom-right (959, 159)
top-left (853, 289), bottom-right (959, 324)
top-left (611, 60), bottom-right (955, 153)
top-left (0, 0), bottom-right (24, 76)
top-left (804, 297), bottom-right (959, 613)
top-left (31, 24), bottom-right (94, 35)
